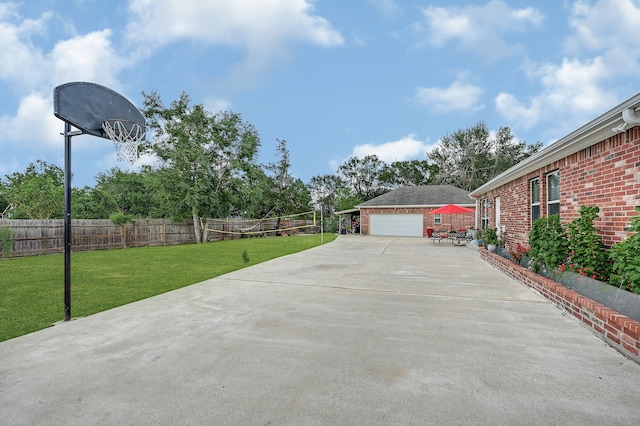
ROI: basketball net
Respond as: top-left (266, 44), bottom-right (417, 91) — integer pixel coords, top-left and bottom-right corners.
top-left (102, 119), bottom-right (146, 163)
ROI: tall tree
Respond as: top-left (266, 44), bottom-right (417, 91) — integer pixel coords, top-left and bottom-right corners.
top-left (141, 91), bottom-right (261, 242)
top-left (230, 166), bottom-right (271, 219)
top-left (308, 174), bottom-right (346, 218)
top-left (379, 159), bottom-right (438, 189)
top-left (0, 180), bottom-right (10, 217)
top-left (94, 168), bottom-right (155, 218)
top-left (71, 186), bottom-right (115, 219)
top-left (337, 155), bottom-right (385, 200)
top-left (427, 121), bottom-right (542, 191)
top-left (3, 160), bottom-right (64, 219)
top-left (266, 139), bottom-right (311, 229)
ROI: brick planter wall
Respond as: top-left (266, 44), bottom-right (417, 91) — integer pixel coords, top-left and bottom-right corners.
top-left (480, 248), bottom-right (640, 364)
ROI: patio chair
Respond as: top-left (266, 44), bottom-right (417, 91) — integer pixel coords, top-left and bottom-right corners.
top-left (451, 231), bottom-right (468, 246)
top-left (431, 230), bottom-right (449, 244)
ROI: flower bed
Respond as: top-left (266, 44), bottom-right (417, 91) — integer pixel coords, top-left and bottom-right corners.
top-left (480, 248), bottom-right (640, 364)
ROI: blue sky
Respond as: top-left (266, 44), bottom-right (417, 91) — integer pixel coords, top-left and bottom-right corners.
top-left (1, 0), bottom-right (640, 187)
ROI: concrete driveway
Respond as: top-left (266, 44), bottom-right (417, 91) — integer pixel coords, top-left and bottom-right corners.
top-left (2, 236), bottom-right (640, 425)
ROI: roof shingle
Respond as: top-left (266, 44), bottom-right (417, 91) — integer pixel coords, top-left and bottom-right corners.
top-left (357, 185), bottom-right (472, 207)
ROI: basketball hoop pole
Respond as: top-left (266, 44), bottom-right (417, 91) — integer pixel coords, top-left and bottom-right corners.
top-left (54, 82), bottom-right (146, 321)
top-left (64, 122), bottom-right (73, 321)
top-left (62, 124), bottom-right (83, 321)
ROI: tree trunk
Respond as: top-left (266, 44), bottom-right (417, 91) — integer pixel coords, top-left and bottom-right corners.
top-left (202, 218), bottom-right (209, 243)
top-left (193, 214), bottom-right (202, 243)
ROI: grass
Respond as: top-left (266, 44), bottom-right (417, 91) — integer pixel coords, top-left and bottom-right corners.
top-left (0, 233), bottom-right (336, 342)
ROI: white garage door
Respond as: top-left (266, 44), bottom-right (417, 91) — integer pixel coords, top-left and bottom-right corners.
top-left (369, 214), bottom-right (423, 237)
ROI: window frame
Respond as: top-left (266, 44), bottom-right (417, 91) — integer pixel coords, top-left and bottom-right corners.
top-left (546, 172), bottom-right (560, 216)
top-left (481, 199), bottom-right (490, 229)
top-left (530, 178), bottom-right (540, 224)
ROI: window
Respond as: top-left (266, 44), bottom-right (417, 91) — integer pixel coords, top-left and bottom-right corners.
top-left (434, 214), bottom-right (442, 225)
top-left (481, 199), bottom-right (490, 229)
top-left (547, 172), bottom-right (560, 216)
top-left (530, 178), bottom-right (540, 223)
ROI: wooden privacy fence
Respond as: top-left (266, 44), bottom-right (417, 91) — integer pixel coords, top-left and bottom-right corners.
top-left (0, 218), bottom-right (320, 258)
top-left (0, 219), bottom-right (195, 257)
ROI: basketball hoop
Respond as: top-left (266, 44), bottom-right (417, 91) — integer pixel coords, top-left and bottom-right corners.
top-left (102, 119), bottom-right (146, 163)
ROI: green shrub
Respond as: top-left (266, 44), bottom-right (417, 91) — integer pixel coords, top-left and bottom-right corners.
top-left (109, 211), bottom-right (133, 226)
top-left (482, 227), bottom-right (499, 246)
top-left (567, 206), bottom-right (610, 280)
top-left (528, 215), bottom-right (569, 273)
top-left (0, 226), bottom-right (15, 258)
top-left (609, 206), bottom-right (640, 294)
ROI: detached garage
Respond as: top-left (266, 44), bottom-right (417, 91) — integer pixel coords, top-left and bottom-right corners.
top-left (369, 213), bottom-right (423, 237)
top-left (354, 185), bottom-right (475, 237)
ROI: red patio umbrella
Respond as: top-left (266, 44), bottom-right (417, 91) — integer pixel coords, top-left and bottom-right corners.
top-left (429, 204), bottom-right (474, 231)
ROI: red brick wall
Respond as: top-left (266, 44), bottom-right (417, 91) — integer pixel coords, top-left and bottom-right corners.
top-left (480, 249), bottom-right (640, 364)
top-left (474, 127), bottom-right (640, 248)
top-left (359, 207), bottom-right (475, 236)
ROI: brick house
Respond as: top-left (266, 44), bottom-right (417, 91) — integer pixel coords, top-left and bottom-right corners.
top-left (339, 185), bottom-right (475, 237)
top-left (469, 92), bottom-right (640, 249)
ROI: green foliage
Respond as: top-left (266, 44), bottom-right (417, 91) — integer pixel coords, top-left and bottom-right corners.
top-left (482, 227), bottom-right (499, 246)
top-left (0, 226), bottom-right (15, 258)
top-left (334, 188), bottom-right (363, 212)
top-left (4, 160), bottom-right (64, 219)
top-left (141, 90), bottom-right (261, 240)
top-left (94, 168), bottom-right (158, 217)
top-left (265, 139), bottom-right (312, 223)
top-left (427, 121), bottom-right (542, 191)
top-left (528, 215), bottom-right (569, 272)
top-left (567, 205), bottom-right (610, 280)
top-left (378, 159), bottom-right (438, 189)
top-left (0, 234), bottom-right (337, 341)
top-left (609, 206), bottom-right (640, 294)
top-left (308, 174), bottom-right (346, 219)
top-left (242, 249), bottom-right (250, 264)
top-left (337, 155), bottom-right (386, 201)
top-left (109, 211), bottom-right (133, 227)
top-left (0, 182), bottom-right (9, 216)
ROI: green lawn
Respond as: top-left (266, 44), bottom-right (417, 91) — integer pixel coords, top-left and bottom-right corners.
top-left (0, 234), bottom-right (336, 342)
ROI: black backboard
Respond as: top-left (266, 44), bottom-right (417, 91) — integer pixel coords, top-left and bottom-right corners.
top-left (53, 82), bottom-right (145, 139)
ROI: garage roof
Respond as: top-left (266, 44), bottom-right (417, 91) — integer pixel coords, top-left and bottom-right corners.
top-left (357, 185), bottom-right (473, 208)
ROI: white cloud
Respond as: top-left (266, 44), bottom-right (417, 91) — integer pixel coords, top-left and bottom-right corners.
top-left (126, 0), bottom-right (343, 54)
top-left (204, 97), bottom-right (232, 114)
top-left (566, 0), bottom-right (640, 54)
top-left (0, 6), bottom-right (51, 91)
top-left (416, 0), bottom-right (543, 59)
top-left (0, 5), bottom-right (131, 92)
top-left (0, 92), bottom-right (59, 146)
top-left (496, 56), bottom-right (616, 135)
top-left (496, 0), bottom-right (640, 136)
top-left (0, 5), bottom-right (136, 174)
top-left (414, 80), bottom-right (484, 113)
top-left (349, 134), bottom-right (433, 164)
top-left (124, 0), bottom-right (344, 90)
top-left (366, 0), bottom-right (400, 17)
top-left (49, 30), bottom-right (128, 89)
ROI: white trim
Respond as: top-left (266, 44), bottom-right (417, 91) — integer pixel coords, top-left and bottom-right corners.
top-left (470, 93), bottom-right (640, 196)
top-left (358, 204), bottom-right (475, 209)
